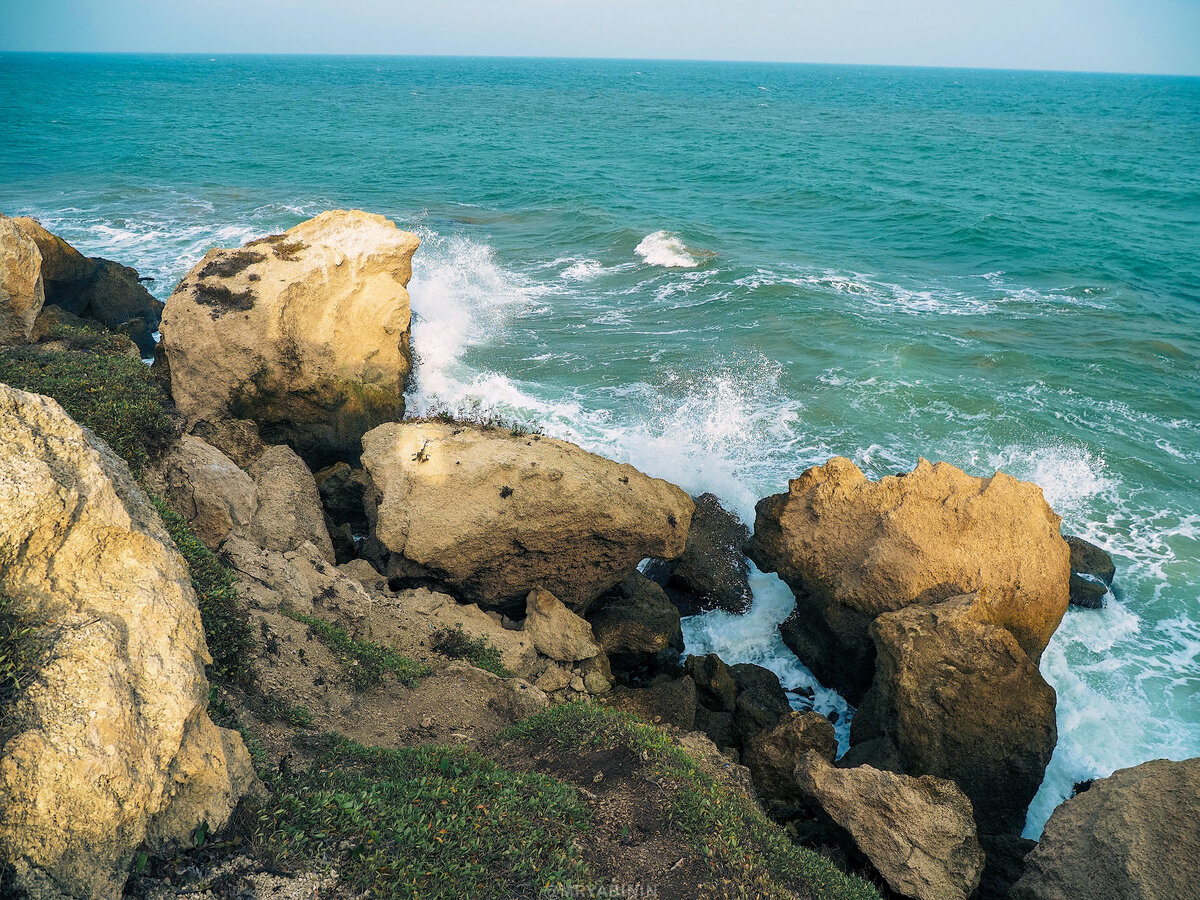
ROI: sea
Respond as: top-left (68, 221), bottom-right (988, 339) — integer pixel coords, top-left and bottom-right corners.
top-left (2, 53), bottom-right (1198, 837)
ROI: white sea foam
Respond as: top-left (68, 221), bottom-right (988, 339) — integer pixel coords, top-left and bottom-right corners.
top-left (635, 230), bottom-right (699, 268)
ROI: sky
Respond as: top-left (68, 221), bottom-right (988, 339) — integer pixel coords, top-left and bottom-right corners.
top-left (1, 0), bottom-right (1198, 76)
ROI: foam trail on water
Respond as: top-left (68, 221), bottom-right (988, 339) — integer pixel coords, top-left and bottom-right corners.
top-left (635, 230), bottom-right (699, 268)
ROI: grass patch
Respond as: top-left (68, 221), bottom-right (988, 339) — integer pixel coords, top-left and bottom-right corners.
top-left (0, 590), bottom-right (47, 734)
top-left (244, 734), bottom-right (592, 899)
top-left (263, 697), bottom-right (315, 729)
top-left (283, 610), bottom-right (430, 691)
top-left (152, 497), bottom-right (256, 685)
top-left (431, 625), bottom-right (513, 678)
top-left (0, 340), bottom-right (174, 476)
top-left (504, 702), bottom-right (881, 900)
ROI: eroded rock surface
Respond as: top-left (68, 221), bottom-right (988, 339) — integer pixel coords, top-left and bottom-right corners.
top-left (160, 210), bottom-right (419, 465)
top-left (361, 421), bottom-right (693, 614)
top-left (748, 456), bottom-right (1069, 701)
top-left (0, 213), bottom-right (45, 344)
top-left (0, 384), bottom-right (251, 900)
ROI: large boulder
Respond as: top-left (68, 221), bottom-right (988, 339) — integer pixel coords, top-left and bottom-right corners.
top-left (159, 211), bottom-right (419, 466)
top-left (361, 421), bottom-right (693, 615)
top-left (246, 445), bottom-right (335, 563)
top-left (523, 588), bottom-right (601, 663)
top-left (1010, 758), bottom-right (1200, 900)
top-left (12, 217), bottom-right (162, 354)
top-left (847, 592), bottom-right (1057, 835)
top-left (0, 384), bottom-right (252, 900)
top-left (794, 752), bottom-right (984, 900)
top-left (588, 573), bottom-right (683, 670)
top-left (644, 492), bottom-right (754, 615)
top-left (0, 214), bottom-right (45, 344)
top-left (743, 711), bottom-right (837, 813)
top-left (729, 662), bottom-right (792, 744)
top-left (748, 457), bottom-right (1070, 701)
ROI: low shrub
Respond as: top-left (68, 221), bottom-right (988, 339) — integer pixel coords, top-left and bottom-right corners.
top-left (431, 625), bottom-right (513, 678)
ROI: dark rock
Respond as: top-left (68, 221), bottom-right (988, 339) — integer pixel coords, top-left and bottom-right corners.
top-left (1068, 573), bottom-right (1108, 609)
top-left (588, 573), bottom-right (683, 674)
top-left (1064, 535), bottom-right (1116, 585)
top-left (694, 705), bottom-right (737, 750)
top-left (685, 653), bottom-right (738, 712)
top-left (609, 676), bottom-right (697, 731)
top-left (730, 663), bottom-right (791, 743)
top-left (117, 316), bottom-right (156, 357)
top-left (645, 493), bottom-right (753, 615)
top-left (1011, 757), bottom-right (1200, 900)
top-left (743, 711), bottom-right (837, 812)
top-left (976, 833), bottom-right (1036, 900)
top-left (314, 461), bottom-right (371, 533)
top-left (848, 592), bottom-right (1057, 835)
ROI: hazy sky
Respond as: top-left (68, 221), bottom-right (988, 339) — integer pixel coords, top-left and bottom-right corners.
top-left (2, 0), bottom-right (1199, 75)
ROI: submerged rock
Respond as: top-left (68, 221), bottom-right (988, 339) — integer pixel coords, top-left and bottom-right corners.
top-left (748, 456), bottom-right (1070, 702)
top-left (1064, 534), bottom-right (1116, 584)
top-left (0, 384), bottom-right (252, 900)
top-left (794, 752), bottom-right (984, 900)
top-left (360, 421), bottom-right (692, 615)
top-left (1068, 572), bottom-right (1108, 609)
top-left (0, 213), bottom-right (45, 344)
top-left (12, 216), bottom-right (163, 354)
top-left (1011, 757), bottom-right (1200, 900)
top-left (644, 492), bottom-right (754, 615)
top-left (847, 592), bottom-right (1057, 835)
top-left (160, 210), bottom-right (419, 466)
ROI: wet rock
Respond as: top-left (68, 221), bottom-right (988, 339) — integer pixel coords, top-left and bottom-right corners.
top-left (748, 457), bottom-right (1070, 702)
top-left (361, 421), bottom-right (692, 615)
top-left (1068, 572), bottom-right (1108, 609)
top-left (1064, 534), bottom-right (1116, 585)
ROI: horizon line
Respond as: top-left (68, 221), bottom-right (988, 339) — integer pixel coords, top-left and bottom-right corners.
top-left (0, 49), bottom-right (1197, 80)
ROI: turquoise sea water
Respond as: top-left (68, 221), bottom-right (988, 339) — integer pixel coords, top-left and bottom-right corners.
top-left (3, 54), bottom-right (1198, 836)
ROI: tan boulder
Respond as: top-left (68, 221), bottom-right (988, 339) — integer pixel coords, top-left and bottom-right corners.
top-left (795, 752), bottom-right (984, 900)
top-left (748, 456), bottom-right (1069, 701)
top-left (247, 445), bottom-right (335, 562)
top-left (159, 210), bottom-right (419, 465)
top-left (847, 592), bottom-right (1057, 835)
top-left (361, 421), bottom-right (693, 614)
top-left (1011, 758), bottom-right (1200, 900)
top-left (146, 434), bottom-right (259, 550)
top-left (743, 711), bottom-right (837, 812)
top-left (0, 385), bottom-right (251, 900)
top-left (524, 588), bottom-right (601, 663)
top-left (0, 214), bottom-right (45, 344)
top-left (402, 588), bottom-right (538, 677)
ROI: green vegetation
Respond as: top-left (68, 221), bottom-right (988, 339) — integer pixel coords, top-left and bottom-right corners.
top-left (431, 625), bottom-right (513, 678)
top-left (0, 590), bottom-right (45, 732)
top-left (283, 609), bottom-right (430, 690)
top-left (152, 497), bottom-right (256, 685)
top-left (245, 734), bottom-right (591, 899)
top-left (0, 332), bottom-right (173, 475)
top-left (504, 702), bottom-right (881, 900)
top-left (263, 697), bottom-right (315, 729)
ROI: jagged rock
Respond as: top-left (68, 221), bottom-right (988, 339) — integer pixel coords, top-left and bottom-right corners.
top-left (748, 457), bottom-right (1070, 701)
top-left (146, 434), bottom-right (258, 550)
top-left (686, 653), bottom-right (738, 712)
top-left (1010, 758), bottom-right (1200, 900)
top-left (401, 588), bottom-right (537, 678)
top-left (0, 384), bottom-right (251, 900)
top-left (743, 711), bottom-right (837, 812)
top-left (848, 592), bottom-right (1057, 835)
top-left (588, 573), bottom-right (683, 669)
top-left (247, 445), bottom-right (335, 563)
top-left (609, 676), bottom-right (698, 730)
top-left (361, 421), bottom-right (693, 615)
top-left (12, 216), bottom-right (162, 354)
top-left (644, 493), bottom-right (754, 615)
top-left (523, 588), bottom-right (602, 663)
top-left (159, 210), bottom-right (419, 466)
top-left (1068, 573), bottom-right (1108, 609)
top-left (794, 752), bottom-right (984, 900)
top-left (1064, 535), bottom-right (1116, 585)
top-left (730, 662), bottom-right (792, 743)
top-left (314, 461), bottom-right (370, 533)
top-left (0, 213), bottom-right (44, 344)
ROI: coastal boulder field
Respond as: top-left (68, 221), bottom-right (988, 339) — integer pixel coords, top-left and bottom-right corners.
top-left (747, 455), bottom-right (1071, 703)
top-left (359, 420), bottom-right (694, 615)
top-left (0, 213), bottom-right (45, 344)
top-left (0, 385), bottom-right (252, 900)
top-left (159, 210), bottom-right (420, 467)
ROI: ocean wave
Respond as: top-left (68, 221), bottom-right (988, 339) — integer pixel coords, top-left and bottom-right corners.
top-left (635, 230), bottom-right (700, 268)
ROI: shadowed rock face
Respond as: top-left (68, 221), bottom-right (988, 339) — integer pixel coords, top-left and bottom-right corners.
top-left (160, 210), bottom-right (419, 467)
top-left (1011, 757), bottom-right (1200, 900)
top-left (794, 752), bottom-right (985, 900)
top-left (748, 456), bottom-right (1070, 703)
top-left (360, 421), bottom-right (693, 615)
top-left (0, 214), bottom-right (45, 345)
top-left (0, 384), bottom-right (252, 900)
top-left (847, 592), bottom-right (1057, 835)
